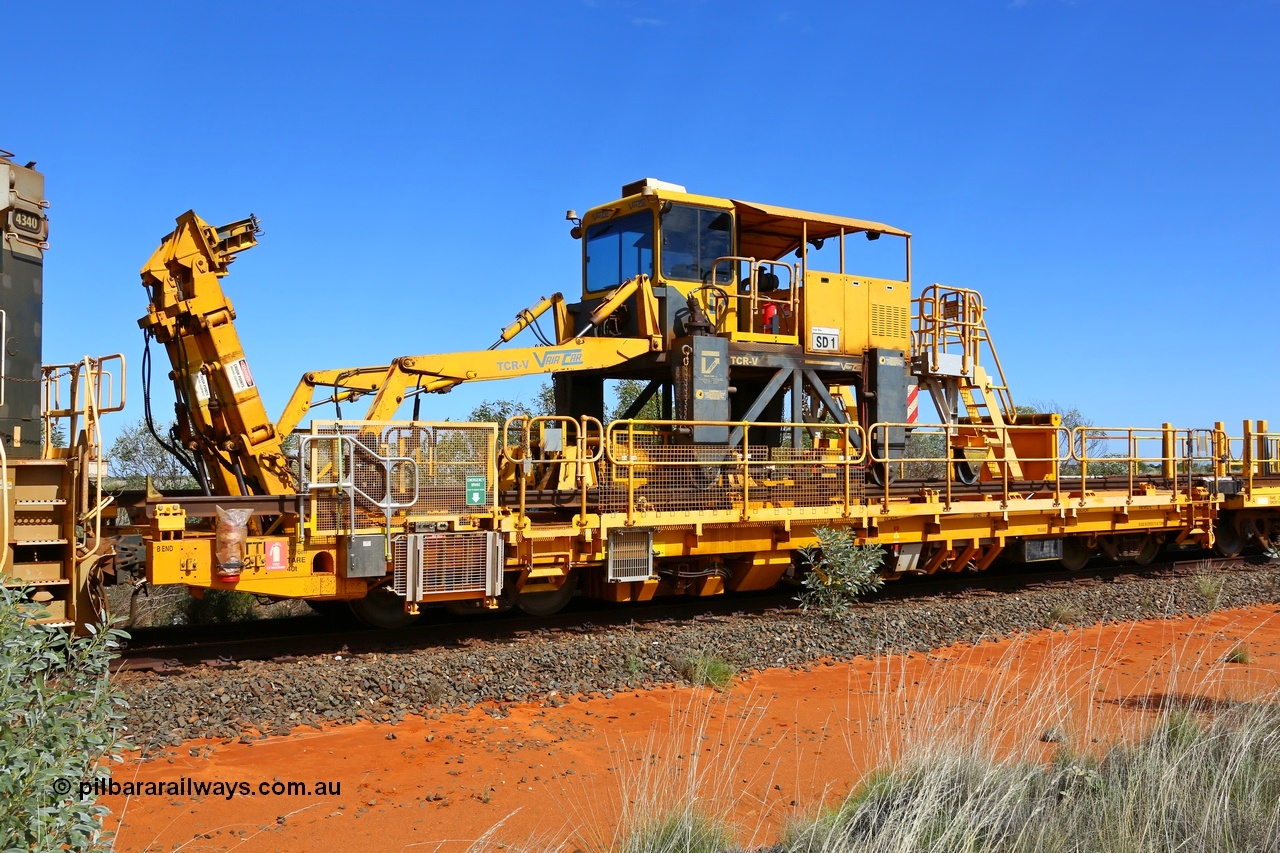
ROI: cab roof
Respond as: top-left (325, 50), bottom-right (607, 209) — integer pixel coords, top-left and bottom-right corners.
top-left (586, 183), bottom-right (911, 262)
top-left (730, 200), bottom-right (910, 261)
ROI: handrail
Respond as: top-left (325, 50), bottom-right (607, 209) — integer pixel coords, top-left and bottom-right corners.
top-left (913, 284), bottom-right (1015, 419)
top-left (299, 431), bottom-right (420, 541)
top-left (500, 414), bottom-right (604, 523)
top-left (1209, 420), bottom-right (1279, 499)
top-left (706, 255), bottom-right (798, 336)
top-left (605, 419), bottom-right (867, 525)
top-left (41, 353), bottom-right (126, 458)
top-left (75, 355), bottom-right (111, 557)
top-left (863, 420), bottom-right (1217, 512)
top-left (867, 421), bottom-right (1069, 511)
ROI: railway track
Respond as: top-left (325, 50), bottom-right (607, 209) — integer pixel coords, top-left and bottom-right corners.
top-left (115, 551), bottom-right (1264, 672)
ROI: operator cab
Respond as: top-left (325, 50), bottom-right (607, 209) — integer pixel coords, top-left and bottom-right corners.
top-left (576, 178), bottom-right (913, 358)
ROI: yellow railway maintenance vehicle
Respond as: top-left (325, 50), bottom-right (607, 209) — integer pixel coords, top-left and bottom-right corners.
top-left (0, 151), bottom-right (126, 630)
top-left (137, 179), bottom-right (1280, 628)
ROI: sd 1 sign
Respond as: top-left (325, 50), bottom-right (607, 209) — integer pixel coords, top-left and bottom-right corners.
top-left (810, 326), bottom-right (841, 352)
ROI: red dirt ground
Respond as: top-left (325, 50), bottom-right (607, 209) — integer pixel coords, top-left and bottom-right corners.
top-left (103, 604), bottom-right (1280, 852)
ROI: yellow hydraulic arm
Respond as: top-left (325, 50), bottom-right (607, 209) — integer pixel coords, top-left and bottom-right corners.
top-left (139, 211), bottom-right (294, 496)
top-left (274, 276), bottom-right (663, 432)
top-left (275, 337), bottom-right (656, 433)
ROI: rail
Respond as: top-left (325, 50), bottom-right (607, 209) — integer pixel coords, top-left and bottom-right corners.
top-left (865, 421), bottom-right (1220, 511)
top-left (913, 284), bottom-right (1015, 419)
top-left (301, 420), bottom-right (499, 537)
top-left (603, 419), bottom-right (867, 526)
top-left (500, 414), bottom-right (604, 525)
top-left (706, 256), bottom-right (799, 337)
top-left (1216, 420), bottom-right (1279, 499)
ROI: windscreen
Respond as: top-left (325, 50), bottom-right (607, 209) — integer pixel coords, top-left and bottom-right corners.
top-left (660, 204), bottom-right (733, 283)
top-left (585, 211), bottom-right (654, 292)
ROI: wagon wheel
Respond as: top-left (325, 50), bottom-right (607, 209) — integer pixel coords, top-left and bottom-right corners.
top-left (349, 584), bottom-right (420, 629)
top-left (1059, 538), bottom-right (1093, 572)
top-left (517, 571), bottom-right (578, 617)
top-left (1132, 534), bottom-right (1164, 566)
top-left (1213, 521), bottom-right (1244, 558)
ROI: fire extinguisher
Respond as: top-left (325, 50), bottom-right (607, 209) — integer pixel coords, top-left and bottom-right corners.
top-left (761, 301), bottom-right (779, 334)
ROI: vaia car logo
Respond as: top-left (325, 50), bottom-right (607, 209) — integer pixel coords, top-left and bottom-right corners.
top-left (496, 349), bottom-right (585, 371)
top-left (533, 348), bottom-right (584, 368)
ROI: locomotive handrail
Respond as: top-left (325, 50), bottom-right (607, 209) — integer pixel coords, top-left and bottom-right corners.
top-left (41, 353), bottom-right (126, 459)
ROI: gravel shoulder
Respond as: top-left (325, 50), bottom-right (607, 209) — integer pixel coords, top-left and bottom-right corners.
top-left (117, 560), bottom-right (1280, 750)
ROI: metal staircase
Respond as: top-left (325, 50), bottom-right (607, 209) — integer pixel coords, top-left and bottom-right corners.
top-left (2, 355), bottom-right (124, 628)
top-left (912, 285), bottom-right (1023, 480)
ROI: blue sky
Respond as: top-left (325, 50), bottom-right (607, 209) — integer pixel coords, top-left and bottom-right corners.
top-left (7, 0), bottom-right (1278, 442)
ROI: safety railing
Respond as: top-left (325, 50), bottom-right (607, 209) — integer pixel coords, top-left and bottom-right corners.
top-left (500, 414), bottom-right (604, 522)
top-left (1070, 425), bottom-right (1218, 507)
top-left (301, 421), bottom-right (499, 537)
top-left (867, 422), bottom-right (1070, 510)
top-left (603, 419), bottom-right (867, 525)
top-left (866, 421), bottom-right (1221, 511)
top-left (912, 284), bottom-right (1015, 419)
top-left (39, 355), bottom-right (126, 558)
top-left (706, 256), bottom-right (799, 338)
top-left (1217, 420), bottom-right (1279, 498)
top-left (300, 428), bottom-right (419, 540)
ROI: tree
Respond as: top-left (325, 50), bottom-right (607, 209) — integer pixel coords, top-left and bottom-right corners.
top-left (468, 381), bottom-right (555, 424)
top-left (0, 587), bottom-right (129, 851)
top-left (41, 421), bottom-right (68, 450)
top-left (106, 419), bottom-right (196, 490)
top-left (1016, 400), bottom-right (1125, 474)
top-left (608, 379), bottom-right (663, 423)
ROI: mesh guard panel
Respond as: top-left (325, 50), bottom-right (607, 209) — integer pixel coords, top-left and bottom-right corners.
top-left (399, 531), bottom-right (503, 600)
top-left (608, 528), bottom-right (654, 581)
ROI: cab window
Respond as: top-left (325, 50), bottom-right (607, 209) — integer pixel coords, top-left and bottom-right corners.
top-left (660, 205), bottom-right (733, 282)
top-left (585, 211), bottom-right (654, 292)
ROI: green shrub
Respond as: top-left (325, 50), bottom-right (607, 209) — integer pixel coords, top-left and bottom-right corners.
top-left (0, 586), bottom-right (129, 851)
top-left (798, 528), bottom-right (885, 618)
top-left (782, 694), bottom-right (1280, 852)
top-left (622, 809), bottom-right (735, 853)
top-left (186, 589), bottom-right (259, 624)
top-left (679, 653), bottom-right (736, 689)
top-left (1195, 573), bottom-right (1223, 606)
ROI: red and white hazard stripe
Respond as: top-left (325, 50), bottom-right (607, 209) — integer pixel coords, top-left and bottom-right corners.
top-left (907, 383), bottom-right (919, 424)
